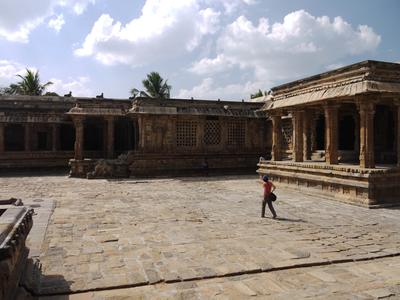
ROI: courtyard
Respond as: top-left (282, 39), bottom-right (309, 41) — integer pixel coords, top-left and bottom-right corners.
top-left (1, 173), bottom-right (400, 299)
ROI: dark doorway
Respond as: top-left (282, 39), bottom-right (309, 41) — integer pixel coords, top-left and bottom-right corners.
top-left (37, 131), bottom-right (49, 150)
top-left (4, 124), bottom-right (24, 151)
top-left (339, 115), bottom-right (355, 150)
top-left (59, 124), bottom-right (75, 151)
top-left (84, 119), bottom-right (104, 151)
top-left (374, 105), bottom-right (395, 163)
top-left (114, 118), bottom-right (135, 155)
top-left (315, 115), bottom-right (325, 150)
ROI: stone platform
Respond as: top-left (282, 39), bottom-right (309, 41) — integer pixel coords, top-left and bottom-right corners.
top-left (258, 160), bottom-right (400, 207)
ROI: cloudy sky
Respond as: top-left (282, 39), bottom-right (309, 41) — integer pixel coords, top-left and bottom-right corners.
top-left (0, 0), bottom-right (399, 100)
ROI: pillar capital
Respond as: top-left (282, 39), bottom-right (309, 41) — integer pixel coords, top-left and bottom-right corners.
top-left (72, 116), bottom-right (85, 126)
top-left (104, 115), bottom-right (115, 122)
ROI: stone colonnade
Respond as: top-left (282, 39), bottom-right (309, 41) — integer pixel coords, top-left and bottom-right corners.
top-left (0, 122), bottom-right (60, 153)
top-left (71, 115), bottom-right (137, 161)
top-left (269, 100), bottom-right (400, 168)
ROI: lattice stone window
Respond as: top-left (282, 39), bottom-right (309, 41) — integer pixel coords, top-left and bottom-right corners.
top-left (204, 120), bottom-right (221, 145)
top-left (176, 120), bottom-right (197, 147)
top-left (227, 120), bottom-right (245, 146)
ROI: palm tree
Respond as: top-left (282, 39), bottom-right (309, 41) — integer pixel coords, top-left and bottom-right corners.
top-left (4, 69), bottom-right (53, 96)
top-left (130, 72), bottom-right (171, 99)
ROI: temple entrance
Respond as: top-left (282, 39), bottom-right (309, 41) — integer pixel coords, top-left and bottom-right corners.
top-left (4, 124), bottom-right (24, 151)
top-left (84, 118), bottom-right (104, 152)
top-left (315, 114), bottom-right (325, 150)
top-left (114, 117), bottom-right (135, 156)
top-left (374, 105), bottom-right (395, 164)
top-left (339, 115), bottom-right (355, 150)
top-left (59, 124), bottom-right (75, 151)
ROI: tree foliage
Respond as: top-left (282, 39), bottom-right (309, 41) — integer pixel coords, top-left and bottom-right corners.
top-left (1, 69), bottom-right (53, 96)
top-left (250, 89), bottom-right (264, 99)
top-left (130, 72), bottom-right (171, 99)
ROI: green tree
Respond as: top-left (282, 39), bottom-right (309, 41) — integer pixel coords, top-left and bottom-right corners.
top-left (3, 69), bottom-right (53, 96)
top-left (250, 89), bottom-right (264, 99)
top-left (130, 72), bottom-right (171, 99)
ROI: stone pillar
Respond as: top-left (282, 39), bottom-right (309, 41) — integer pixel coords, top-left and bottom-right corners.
top-left (106, 116), bottom-right (114, 159)
top-left (310, 113), bottom-right (318, 153)
top-left (324, 105), bottom-right (339, 165)
top-left (292, 110), bottom-right (304, 162)
top-left (396, 106), bottom-right (400, 167)
top-left (52, 124), bottom-right (59, 152)
top-left (24, 124), bottom-right (31, 151)
top-left (303, 110), bottom-right (311, 161)
top-left (73, 117), bottom-right (84, 160)
top-left (270, 114), bottom-right (282, 161)
top-left (0, 123), bottom-right (4, 154)
top-left (358, 102), bottom-right (375, 168)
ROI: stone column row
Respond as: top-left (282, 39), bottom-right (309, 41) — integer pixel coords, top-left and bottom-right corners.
top-left (269, 100), bottom-right (377, 169)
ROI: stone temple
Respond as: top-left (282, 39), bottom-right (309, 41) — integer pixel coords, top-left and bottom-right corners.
top-left (0, 60), bottom-right (399, 208)
top-left (1, 60), bottom-right (400, 299)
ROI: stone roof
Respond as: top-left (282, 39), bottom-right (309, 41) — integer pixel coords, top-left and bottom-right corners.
top-left (262, 60), bottom-right (400, 111)
top-left (129, 97), bottom-right (265, 118)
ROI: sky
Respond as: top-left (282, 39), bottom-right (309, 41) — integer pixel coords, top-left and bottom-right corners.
top-left (0, 0), bottom-right (399, 100)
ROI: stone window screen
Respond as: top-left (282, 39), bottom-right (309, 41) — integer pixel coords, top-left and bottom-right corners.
top-left (227, 120), bottom-right (245, 146)
top-left (204, 120), bottom-right (221, 145)
top-left (176, 120), bottom-right (197, 147)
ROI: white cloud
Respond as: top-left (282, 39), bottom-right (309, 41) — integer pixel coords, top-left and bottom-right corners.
top-left (176, 77), bottom-right (268, 100)
top-left (49, 76), bottom-right (93, 97)
top-left (0, 0), bottom-right (95, 42)
top-left (75, 0), bottom-right (221, 66)
top-left (48, 14), bottom-right (65, 32)
top-left (189, 54), bottom-right (234, 75)
top-left (0, 60), bottom-right (31, 87)
top-left (191, 10), bottom-right (381, 82)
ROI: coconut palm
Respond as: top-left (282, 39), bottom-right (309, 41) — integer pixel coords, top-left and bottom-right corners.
top-left (130, 72), bottom-right (171, 99)
top-left (5, 69), bottom-right (53, 96)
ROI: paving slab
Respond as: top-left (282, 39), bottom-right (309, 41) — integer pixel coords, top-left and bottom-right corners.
top-left (0, 174), bottom-right (399, 297)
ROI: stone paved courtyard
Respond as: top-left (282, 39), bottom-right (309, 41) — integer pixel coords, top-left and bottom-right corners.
top-left (1, 173), bottom-right (400, 299)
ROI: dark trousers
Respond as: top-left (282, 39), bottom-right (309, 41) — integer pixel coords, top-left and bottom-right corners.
top-left (262, 195), bottom-right (277, 218)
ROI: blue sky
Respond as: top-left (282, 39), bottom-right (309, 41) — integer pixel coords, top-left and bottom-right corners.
top-left (0, 0), bottom-right (399, 100)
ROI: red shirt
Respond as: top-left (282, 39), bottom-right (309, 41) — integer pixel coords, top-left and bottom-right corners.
top-left (263, 181), bottom-right (272, 196)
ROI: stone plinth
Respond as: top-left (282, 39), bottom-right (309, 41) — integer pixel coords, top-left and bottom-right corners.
top-left (0, 205), bottom-right (34, 300)
top-left (128, 153), bottom-right (261, 177)
top-left (257, 160), bottom-right (400, 207)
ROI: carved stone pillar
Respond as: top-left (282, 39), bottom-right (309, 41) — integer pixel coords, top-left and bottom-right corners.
top-left (358, 102), bottom-right (375, 168)
top-left (324, 105), bottom-right (339, 165)
top-left (24, 124), bottom-right (31, 152)
top-left (303, 110), bottom-right (311, 161)
top-left (73, 117), bottom-right (84, 160)
top-left (52, 124), bottom-right (59, 152)
top-left (310, 113), bottom-right (318, 153)
top-left (270, 114), bottom-right (282, 161)
top-left (0, 123), bottom-right (4, 154)
top-left (397, 106), bottom-right (400, 166)
top-left (292, 110), bottom-right (304, 162)
top-left (106, 116), bottom-right (114, 159)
